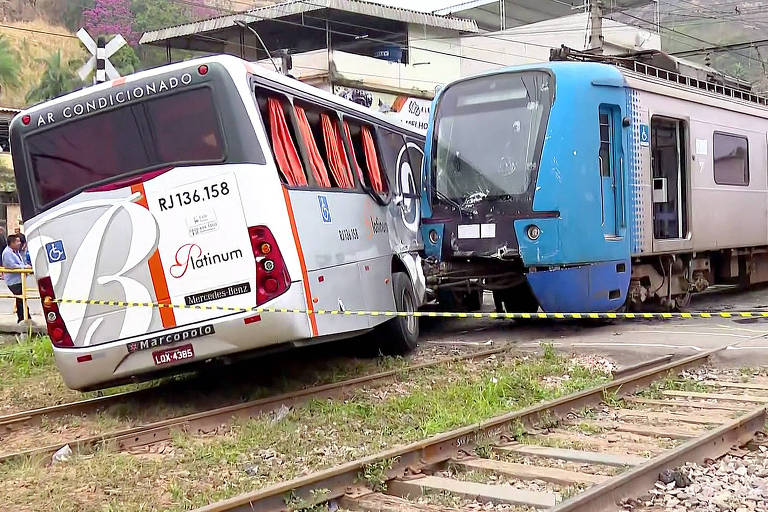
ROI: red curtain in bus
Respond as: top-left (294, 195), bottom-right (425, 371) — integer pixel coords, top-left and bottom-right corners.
top-left (321, 114), bottom-right (353, 189)
top-left (294, 106), bottom-right (331, 188)
top-left (343, 122), bottom-right (366, 186)
top-left (267, 98), bottom-right (307, 187)
top-left (361, 126), bottom-right (385, 194)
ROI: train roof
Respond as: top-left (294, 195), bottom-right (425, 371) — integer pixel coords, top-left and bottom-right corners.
top-left (14, 54), bottom-right (425, 137)
top-left (435, 58), bottom-right (768, 120)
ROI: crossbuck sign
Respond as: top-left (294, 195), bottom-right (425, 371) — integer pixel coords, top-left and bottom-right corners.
top-left (76, 28), bottom-right (126, 84)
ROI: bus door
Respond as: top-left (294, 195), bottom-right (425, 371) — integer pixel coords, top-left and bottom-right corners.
top-left (378, 130), bottom-right (424, 253)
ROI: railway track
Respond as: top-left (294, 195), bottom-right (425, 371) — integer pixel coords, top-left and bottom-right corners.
top-left (187, 347), bottom-right (768, 512)
top-left (0, 344), bottom-right (541, 464)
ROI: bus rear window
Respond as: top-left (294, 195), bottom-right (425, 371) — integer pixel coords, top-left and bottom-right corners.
top-left (26, 87), bottom-right (224, 206)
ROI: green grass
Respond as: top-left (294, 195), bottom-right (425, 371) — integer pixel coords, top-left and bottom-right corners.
top-left (0, 350), bottom-right (611, 511)
top-left (575, 422), bottom-right (604, 435)
top-left (0, 335), bottom-right (54, 378)
top-left (638, 376), bottom-right (713, 400)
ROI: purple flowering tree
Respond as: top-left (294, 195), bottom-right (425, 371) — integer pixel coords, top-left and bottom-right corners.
top-left (83, 0), bottom-right (137, 45)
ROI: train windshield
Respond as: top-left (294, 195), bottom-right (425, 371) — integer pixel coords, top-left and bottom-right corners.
top-left (433, 71), bottom-right (552, 204)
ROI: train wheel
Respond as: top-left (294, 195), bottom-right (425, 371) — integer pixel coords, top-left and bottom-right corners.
top-left (493, 284), bottom-right (539, 313)
top-left (378, 272), bottom-right (419, 355)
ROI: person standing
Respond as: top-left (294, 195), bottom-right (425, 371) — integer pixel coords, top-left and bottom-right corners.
top-left (3, 235), bottom-right (31, 323)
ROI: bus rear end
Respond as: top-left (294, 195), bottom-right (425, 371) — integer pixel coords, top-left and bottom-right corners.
top-left (11, 58), bottom-right (311, 390)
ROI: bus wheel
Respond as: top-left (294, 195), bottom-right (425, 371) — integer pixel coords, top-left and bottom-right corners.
top-left (493, 285), bottom-right (539, 313)
top-left (378, 272), bottom-right (419, 354)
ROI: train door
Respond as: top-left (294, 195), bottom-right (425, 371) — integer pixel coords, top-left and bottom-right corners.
top-left (599, 106), bottom-right (621, 237)
top-left (651, 117), bottom-right (688, 241)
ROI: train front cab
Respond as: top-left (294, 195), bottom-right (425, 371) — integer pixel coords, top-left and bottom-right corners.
top-left (423, 62), bottom-right (631, 313)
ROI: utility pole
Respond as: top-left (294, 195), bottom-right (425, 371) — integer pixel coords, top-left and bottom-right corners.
top-left (588, 0), bottom-right (604, 54)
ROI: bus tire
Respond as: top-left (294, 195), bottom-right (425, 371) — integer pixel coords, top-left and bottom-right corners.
top-left (378, 272), bottom-right (419, 354)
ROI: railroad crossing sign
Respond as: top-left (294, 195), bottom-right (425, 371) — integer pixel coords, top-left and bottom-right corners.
top-left (76, 28), bottom-right (126, 84)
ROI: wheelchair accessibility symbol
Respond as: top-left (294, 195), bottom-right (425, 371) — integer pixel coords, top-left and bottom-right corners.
top-left (639, 124), bottom-right (650, 147)
top-left (318, 195), bottom-right (332, 223)
top-left (45, 240), bottom-right (66, 263)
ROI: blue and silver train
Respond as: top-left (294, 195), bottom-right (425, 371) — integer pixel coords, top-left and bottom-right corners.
top-left (421, 48), bottom-right (768, 312)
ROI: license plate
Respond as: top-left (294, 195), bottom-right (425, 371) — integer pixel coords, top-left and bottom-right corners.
top-left (152, 344), bottom-right (194, 366)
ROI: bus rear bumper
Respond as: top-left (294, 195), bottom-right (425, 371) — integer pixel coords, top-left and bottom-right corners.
top-left (53, 284), bottom-right (311, 391)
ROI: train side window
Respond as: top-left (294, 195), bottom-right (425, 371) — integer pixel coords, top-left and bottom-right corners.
top-left (713, 132), bottom-right (749, 186)
top-left (344, 120), bottom-right (386, 194)
top-left (254, 93), bottom-right (308, 187)
top-left (598, 112), bottom-right (611, 177)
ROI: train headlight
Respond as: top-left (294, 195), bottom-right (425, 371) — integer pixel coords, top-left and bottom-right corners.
top-left (46, 311), bottom-right (57, 323)
top-left (526, 224), bottom-right (541, 241)
top-left (263, 259), bottom-right (275, 272)
top-left (428, 229), bottom-right (439, 244)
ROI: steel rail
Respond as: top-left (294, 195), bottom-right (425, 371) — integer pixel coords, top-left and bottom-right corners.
top-left (0, 384), bottom-right (181, 433)
top-left (190, 347), bottom-right (722, 512)
top-left (553, 405), bottom-right (767, 512)
top-left (0, 345), bottom-right (515, 464)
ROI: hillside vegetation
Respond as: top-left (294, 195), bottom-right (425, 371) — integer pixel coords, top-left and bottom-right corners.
top-left (0, 20), bottom-right (85, 108)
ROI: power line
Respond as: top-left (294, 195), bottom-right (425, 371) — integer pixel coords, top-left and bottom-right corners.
top-left (166, 0), bottom-right (522, 68)
top-left (612, 9), bottom-right (766, 66)
top-left (0, 23), bottom-right (78, 39)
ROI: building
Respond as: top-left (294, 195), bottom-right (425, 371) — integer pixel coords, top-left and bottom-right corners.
top-left (139, 0), bottom-right (659, 130)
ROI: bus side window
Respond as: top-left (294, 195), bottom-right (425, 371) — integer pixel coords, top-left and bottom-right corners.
top-left (255, 93), bottom-right (307, 187)
top-left (294, 103), bottom-right (354, 189)
top-left (343, 120), bottom-right (386, 194)
top-left (375, 128), bottom-right (408, 194)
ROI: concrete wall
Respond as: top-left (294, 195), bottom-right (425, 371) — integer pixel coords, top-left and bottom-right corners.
top-left (254, 13), bottom-right (661, 98)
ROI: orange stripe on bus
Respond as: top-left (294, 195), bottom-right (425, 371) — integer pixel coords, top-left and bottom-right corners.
top-left (281, 186), bottom-right (318, 336)
top-left (130, 183), bottom-right (177, 328)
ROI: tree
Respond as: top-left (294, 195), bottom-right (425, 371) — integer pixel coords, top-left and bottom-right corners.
top-left (0, 35), bottom-right (20, 94)
top-left (63, 0), bottom-right (95, 32)
top-left (25, 51), bottom-right (82, 104)
top-left (111, 44), bottom-right (141, 76)
top-left (83, 0), bottom-right (136, 44)
top-left (131, 0), bottom-right (190, 33)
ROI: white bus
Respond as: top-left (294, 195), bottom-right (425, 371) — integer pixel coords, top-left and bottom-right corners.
top-left (10, 55), bottom-right (426, 391)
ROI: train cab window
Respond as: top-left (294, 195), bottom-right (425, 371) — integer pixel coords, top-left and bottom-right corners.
top-left (714, 132), bottom-right (749, 186)
top-left (344, 120), bottom-right (386, 194)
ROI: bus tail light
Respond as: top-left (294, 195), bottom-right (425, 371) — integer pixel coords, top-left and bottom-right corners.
top-left (248, 226), bottom-right (290, 305)
top-left (38, 276), bottom-right (74, 348)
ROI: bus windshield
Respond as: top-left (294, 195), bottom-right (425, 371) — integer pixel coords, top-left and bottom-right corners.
top-left (433, 71), bottom-right (552, 205)
top-left (26, 87), bottom-right (224, 207)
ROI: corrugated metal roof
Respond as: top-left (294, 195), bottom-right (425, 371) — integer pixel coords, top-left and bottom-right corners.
top-left (139, 0), bottom-right (478, 44)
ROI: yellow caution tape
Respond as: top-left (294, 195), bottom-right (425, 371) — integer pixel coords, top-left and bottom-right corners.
top-left (47, 297), bottom-right (768, 319)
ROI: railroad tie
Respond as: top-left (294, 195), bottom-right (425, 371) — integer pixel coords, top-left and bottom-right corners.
top-left (387, 475), bottom-right (557, 509)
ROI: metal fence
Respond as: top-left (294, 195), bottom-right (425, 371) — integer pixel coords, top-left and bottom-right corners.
top-left (0, 267), bottom-right (38, 336)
